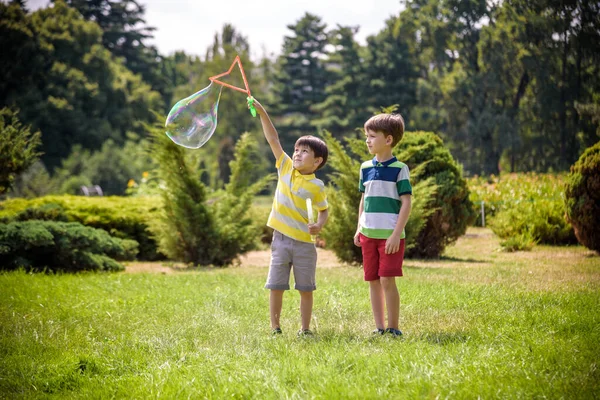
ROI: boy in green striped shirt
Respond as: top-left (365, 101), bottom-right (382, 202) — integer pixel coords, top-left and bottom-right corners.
top-left (353, 113), bottom-right (412, 337)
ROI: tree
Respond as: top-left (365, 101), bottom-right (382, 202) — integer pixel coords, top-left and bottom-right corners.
top-left (60, 0), bottom-right (170, 105)
top-left (0, 2), bottom-right (46, 107)
top-left (411, 0), bottom-right (600, 174)
top-left (513, 0), bottom-right (600, 171)
top-left (0, 0), bottom-right (162, 170)
top-left (50, 137), bottom-right (156, 196)
top-left (272, 13), bottom-right (331, 149)
top-left (0, 108), bottom-right (42, 196)
top-left (311, 25), bottom-right (367, 140)
top-left (362, 16), bottom-right (420, 123)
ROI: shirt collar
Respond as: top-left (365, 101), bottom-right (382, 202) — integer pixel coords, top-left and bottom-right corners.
top-left (293, 168), bottom-right (316, 180)
top-left (372, 156), bottom-right (397, 167)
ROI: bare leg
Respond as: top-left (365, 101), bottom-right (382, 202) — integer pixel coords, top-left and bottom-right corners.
top-left (369, 279), bottom-right (385, 329)
top-left (299, 291), bottom-right (313, 331)
top-left (270, 290), bottom-right (284, 329)
top-left (381, 277), bottom-right (399, 329)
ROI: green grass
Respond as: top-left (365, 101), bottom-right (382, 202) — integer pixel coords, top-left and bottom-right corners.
top-left (1, 228), bottom-right (599, 399)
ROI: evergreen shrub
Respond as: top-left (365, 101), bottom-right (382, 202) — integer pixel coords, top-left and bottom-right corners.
top-left (250, 204), bottom-right (273, 246)
top-left (321, 129), bottom-right (472, 263)
top-left (564, 141), bottom-right (600, 253)
top-left (0, 221), bottom-right (137, 272)
top-left (149, 128), bottom-right (274, 266)
top-left (0, 195), bottom-right (162, 260)
top-left (397, 131), bottom-right (475, 257)
top-left (0, 108), bottom-right (42, 195)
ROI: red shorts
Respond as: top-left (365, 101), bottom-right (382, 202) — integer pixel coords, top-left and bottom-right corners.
top-left (359, 233), bottom-right (405, 281)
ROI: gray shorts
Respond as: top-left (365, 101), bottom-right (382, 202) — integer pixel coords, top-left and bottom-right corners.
top-left (265, 231), bottom-right (318, 292)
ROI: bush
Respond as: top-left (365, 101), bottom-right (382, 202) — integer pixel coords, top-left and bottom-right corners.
top-left (14, 202), bottom-right (69, 222)
top-left (249, 203), bottom-right (273, 247)
top-left (149, 127), bottom-right (274, 266)
top-left (396, 131), bottom-right (475, 257)
top-left (0, 221), bottom-right (137, 272)
top-left (0, 195), bottom-right (163, 260)
top-left (489, 198), bottom-right (577, 248)
top-left (564, 141), bottom-right (600, 253)
top-left (321, 129), bottom-right (472, 263)
top-left (468, 173), bottom-right (572, 226)
top-left (499, 231), bottom-right (538, 252)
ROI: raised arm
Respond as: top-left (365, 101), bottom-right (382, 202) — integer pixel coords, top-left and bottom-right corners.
top-left (252, 99), bottom-right (284, 161)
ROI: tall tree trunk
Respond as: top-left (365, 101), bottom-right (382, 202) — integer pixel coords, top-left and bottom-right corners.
top-left (559, 30), bottom-right (569, 168)
top-left (511, 71), bottom-right (530, 172)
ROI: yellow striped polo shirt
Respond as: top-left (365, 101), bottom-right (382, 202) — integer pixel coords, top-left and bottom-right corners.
top-left (267, 152), bottom-right (328, 243)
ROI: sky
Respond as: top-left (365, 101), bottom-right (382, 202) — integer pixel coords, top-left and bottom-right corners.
top-left (24, 0), bottom-right (405, 60)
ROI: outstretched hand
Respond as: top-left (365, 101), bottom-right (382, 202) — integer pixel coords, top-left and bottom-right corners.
top-left (249, 97), bottom-right (266, 116)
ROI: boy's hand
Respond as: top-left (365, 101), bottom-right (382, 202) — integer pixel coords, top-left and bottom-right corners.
top-left (250, 98), bottom-right (266, 116)
top-left (353, 231), bottom-right (361, 247)
top-left (308, 223), bottom-right (322, 235)
top-left (385, 233), bottom-right (401, 254)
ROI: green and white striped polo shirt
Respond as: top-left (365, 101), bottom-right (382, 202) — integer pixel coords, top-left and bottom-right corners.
top-left (358, 156), bottom-right (412, 239)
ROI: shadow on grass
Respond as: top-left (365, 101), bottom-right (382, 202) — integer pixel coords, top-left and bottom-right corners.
top-left (438, 255), bottom-right (486, 263)
top-left (417, 331), bottom-right (471, 345)
top-left (406, 255), bottom-right (486, 264)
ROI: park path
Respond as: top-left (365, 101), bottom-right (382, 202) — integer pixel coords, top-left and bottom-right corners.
top-left (124, 228), bottom-right (496, 274)
top-left (125, 248), bottom-right (347, 273)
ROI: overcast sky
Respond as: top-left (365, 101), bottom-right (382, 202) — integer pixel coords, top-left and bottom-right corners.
top-left (23, 0), bottom-right (404, 60)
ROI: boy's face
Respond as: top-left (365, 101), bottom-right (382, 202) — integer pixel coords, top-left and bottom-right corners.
top-left (293, 144), bottom-right (322, 174)
top-left (365, 129), bottom-right (393, 155)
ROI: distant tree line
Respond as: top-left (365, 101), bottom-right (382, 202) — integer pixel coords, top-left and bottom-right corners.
top-left (1, 0), bottom-right (598, 196)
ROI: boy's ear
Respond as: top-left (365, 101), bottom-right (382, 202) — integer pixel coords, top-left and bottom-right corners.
top-left (386, 134), bottom-right (394, 145)
top-left (314, 157), bottom-right (323, 168)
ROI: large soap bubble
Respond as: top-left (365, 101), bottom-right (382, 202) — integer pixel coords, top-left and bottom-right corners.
top-left (165, 82), bottom-right (223, 149)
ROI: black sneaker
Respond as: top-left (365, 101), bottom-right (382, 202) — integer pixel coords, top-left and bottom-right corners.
top-left (372, 328), bottom-right (385, 335)
top-left (272, 327), bottom-right (282, 335)
top-left (385, 328), bottom-right (403, 337)
top-left (297, 329), bottom-right (314, 337)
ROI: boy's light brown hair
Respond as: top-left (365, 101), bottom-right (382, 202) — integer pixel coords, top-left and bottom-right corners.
top-left (364, 113), bottom-right (405, 147)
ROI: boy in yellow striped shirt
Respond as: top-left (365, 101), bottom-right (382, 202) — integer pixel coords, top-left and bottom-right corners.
top-left (253, 99), bottom-right (329, 337)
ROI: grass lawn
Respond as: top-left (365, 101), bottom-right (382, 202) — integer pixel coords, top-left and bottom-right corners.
top-left (1, 228), bottom-right (598, 399)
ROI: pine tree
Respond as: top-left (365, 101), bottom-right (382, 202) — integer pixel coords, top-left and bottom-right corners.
top-left (150, 124), bottom-right (274, 266)
top-left (272, 13), bottom-right (331, 149)
top-left (0, 108), bottom-right (42, 196)
top-left (362, 16), bottom-right (419, 122)
top-left (311, 25), bottom-right (367, 140)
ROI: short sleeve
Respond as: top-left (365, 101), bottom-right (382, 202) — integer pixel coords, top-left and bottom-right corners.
top-left (314, 186), bottom-right (328, 211)
top-left (277, 152), bottom-right (292, 175)
top-left (396, 165), bottom-right (412, 196)
top-left (358, 167), bottom-right (365, 192)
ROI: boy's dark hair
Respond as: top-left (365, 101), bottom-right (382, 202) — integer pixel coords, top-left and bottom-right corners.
top-left (296, 135), bottom-right (328, 170)
top-left (364, 113), bottom-right (405, 147)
